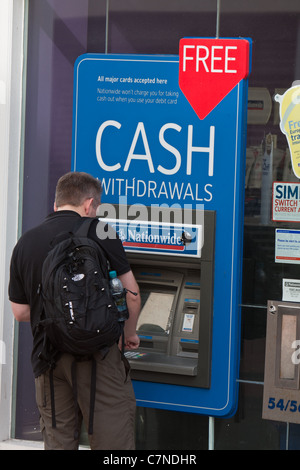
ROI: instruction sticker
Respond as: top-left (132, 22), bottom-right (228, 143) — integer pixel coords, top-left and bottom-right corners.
top-left (282, 278), bottom-right (300, 302)
top-left (182, 314), bottom-right (195, 332)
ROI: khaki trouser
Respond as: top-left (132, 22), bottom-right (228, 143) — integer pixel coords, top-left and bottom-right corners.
top-left (35, 344), bottom-right (136, 450)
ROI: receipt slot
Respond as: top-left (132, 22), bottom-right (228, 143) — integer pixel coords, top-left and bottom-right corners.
top-left (119, 208), bottom-right (215, 389)
top-left (263, 301), bottom-right (300, 424)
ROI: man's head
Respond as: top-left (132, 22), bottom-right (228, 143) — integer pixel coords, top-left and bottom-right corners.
top-left (54, 172), bottom-right (102, 217)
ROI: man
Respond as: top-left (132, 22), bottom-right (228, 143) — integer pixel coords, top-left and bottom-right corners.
top-left (9, 172), bottom-right (141, 450)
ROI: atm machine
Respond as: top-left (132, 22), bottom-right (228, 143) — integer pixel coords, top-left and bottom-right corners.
top-left (109, 206), bottom-right (215, 389)
top-left (72, 49), bottom-right (250, 416)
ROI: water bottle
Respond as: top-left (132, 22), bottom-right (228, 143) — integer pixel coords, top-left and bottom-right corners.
top-left (109, 271), bottom-right (129, 321)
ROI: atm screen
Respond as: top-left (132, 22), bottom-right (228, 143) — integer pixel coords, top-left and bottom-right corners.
top-left (137, 284), bottom-right (177, 336)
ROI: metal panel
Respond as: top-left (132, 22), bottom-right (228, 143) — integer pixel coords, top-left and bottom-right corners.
top-left (263, 300), bottom-right (300, 423)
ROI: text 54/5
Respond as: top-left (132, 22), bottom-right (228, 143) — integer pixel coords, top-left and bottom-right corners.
top-left (268, 397), bottom-right (300, 413)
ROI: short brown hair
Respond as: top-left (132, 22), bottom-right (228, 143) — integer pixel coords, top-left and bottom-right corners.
top-left (55, 172), bottom-right (102, 209)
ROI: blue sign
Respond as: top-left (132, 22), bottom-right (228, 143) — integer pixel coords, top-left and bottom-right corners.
top-left (104, 219), bottom-right (202, 257)
top-left (72, 49), bottom-right (251, 418)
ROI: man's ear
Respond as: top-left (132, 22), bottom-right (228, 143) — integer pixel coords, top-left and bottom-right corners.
top-left (54, 202), bottom-right (58, 212)
top-left (83, 197), bottom-right (94, 216)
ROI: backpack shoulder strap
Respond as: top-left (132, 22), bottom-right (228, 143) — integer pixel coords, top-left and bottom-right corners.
top-left (74, 217), bottom-right (110, 275)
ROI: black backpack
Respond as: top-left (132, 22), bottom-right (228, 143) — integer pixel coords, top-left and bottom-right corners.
top-left (37, 217), bottom-right (125, 436)
top-left (38, 217), bottom-right (123, 358)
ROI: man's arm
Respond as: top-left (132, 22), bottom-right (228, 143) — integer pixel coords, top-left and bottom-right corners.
top-left (118, 270), bottom-right (141, 350)
top-left (10, 302), bottom-right (30, 322)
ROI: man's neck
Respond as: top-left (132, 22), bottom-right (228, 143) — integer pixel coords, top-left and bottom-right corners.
top-left (55, 205), bottom-right (84, 216)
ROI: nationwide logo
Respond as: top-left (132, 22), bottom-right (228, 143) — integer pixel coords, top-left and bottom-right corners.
top-left (105, 219), bottom-right (203, 257)
top-left (122, 225), bottom-right (185, 252)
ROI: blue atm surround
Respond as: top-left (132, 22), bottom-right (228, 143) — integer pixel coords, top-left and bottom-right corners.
top-left (72, 46), bottom-right (251, 417)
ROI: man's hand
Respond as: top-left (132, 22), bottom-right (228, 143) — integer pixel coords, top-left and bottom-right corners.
top-left (119, 333), bottom-right (140, 351)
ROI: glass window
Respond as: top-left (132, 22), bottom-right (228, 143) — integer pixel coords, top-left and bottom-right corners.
top-left (135, 407), bottom-right (209, 450)
top-left (214, 383), bottom-right (287, 450)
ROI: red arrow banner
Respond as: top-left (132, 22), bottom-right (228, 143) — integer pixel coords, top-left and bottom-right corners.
top-left (179, 38), bottom-right (251, 120)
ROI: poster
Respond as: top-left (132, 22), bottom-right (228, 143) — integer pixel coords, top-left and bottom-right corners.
top-left (275, 229), bottom-right (300, 264)
top-left (275, 83), bottom-right (300, 179)
top-left (272, 182), bottom-right (300, 222)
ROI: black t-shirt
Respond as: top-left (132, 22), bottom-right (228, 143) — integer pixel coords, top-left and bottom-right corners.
top-left (9, 210), bottom-right (131, 377)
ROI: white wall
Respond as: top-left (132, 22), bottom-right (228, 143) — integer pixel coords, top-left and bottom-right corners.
top-left (0, 0), bottom-right (25, 441)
